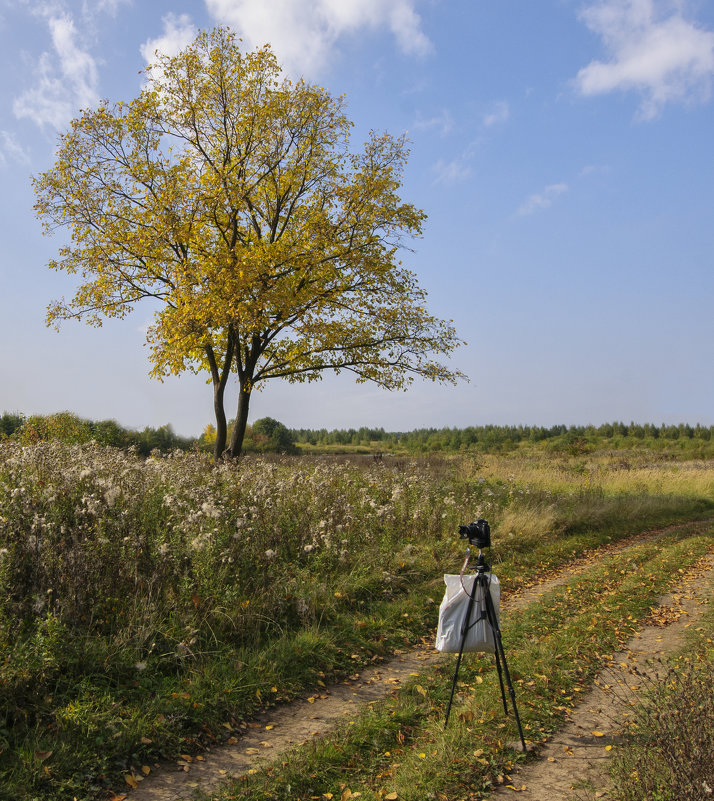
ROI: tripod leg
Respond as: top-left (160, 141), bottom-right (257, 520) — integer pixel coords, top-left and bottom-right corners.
top-left (483, 581), bottom-right (528, 752)
top-left (444, 590), bottom-right (477, 727)
top-left (493, 644), bottom-right (509, 716)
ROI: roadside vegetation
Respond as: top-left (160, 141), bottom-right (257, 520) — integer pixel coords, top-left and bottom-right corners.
top-left (607, 597), bottom-right (714, 801)
top-left (0, 427), bottom-right (712, 800)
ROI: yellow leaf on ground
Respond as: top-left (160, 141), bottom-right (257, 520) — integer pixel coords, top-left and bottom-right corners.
top-left (141, 765), bottom-right (151, 775)
top-left (592, 731), bottom-right (605, 737)
top-left (124, 775), bottom-right (138, 789)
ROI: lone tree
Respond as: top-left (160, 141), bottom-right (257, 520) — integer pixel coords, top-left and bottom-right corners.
top-left (34, 28), bottom-right (465, 458)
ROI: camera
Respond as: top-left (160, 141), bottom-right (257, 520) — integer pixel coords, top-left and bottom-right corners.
top-left (459, 519), bottom-right (491, 549)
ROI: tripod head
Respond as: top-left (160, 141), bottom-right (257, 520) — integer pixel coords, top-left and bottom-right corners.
top-left (459, 519), bottom-right (491, 549)
top-left (459, 519), bottom-right (491, 572)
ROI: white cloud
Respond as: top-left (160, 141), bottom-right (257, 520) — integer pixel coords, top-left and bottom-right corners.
top-left (518, 183), bottom-right (569, 216)
top-left (82, 0), bottom-right (131, 16)
top-left (575, 0), bottom-right (714, 119)
top-left (13, 6), bottom-right (99, 129)
top-left (432, 156), bottom-right (472, 186)
top-left (413, 109), bottom-right (454, 136)
top-left (140, 12), bottom-right (197, 69)
top-left (204, 0), bottom-right (432, 78)
top-left (0, 131), bottom-right (30, 167)
top-left (482, 100), bottom-right (510, 127)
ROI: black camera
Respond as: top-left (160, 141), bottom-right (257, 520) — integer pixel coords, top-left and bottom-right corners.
top-left (459, 519), bottom-right (491, 549)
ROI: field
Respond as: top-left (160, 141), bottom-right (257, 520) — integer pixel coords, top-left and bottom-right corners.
top-left (0, 439), bottom-right (712, 801)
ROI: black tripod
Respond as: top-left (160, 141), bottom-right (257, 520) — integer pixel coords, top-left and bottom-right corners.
top-left (444, 546), bottom-right (527, 752)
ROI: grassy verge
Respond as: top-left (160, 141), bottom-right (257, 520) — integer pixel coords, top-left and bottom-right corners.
top-left (607, 570), bottom-right (714, 801)
top-left (206, 529), bottom-right (713, 801)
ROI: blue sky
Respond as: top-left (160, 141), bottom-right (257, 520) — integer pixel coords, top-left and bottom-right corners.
top-left (1, 0), bottom-right (713, 436)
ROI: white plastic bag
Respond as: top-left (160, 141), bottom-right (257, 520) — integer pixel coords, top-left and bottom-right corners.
top-left (435, 573), bottom-right (500, 654)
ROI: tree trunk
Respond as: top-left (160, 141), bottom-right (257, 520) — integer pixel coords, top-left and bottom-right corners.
top-left (213, 379), bottom-right (228, 460)
top-left (205, 338), bottom-right (235, 461)
top-left (227, 382), bottom-right (252, 458)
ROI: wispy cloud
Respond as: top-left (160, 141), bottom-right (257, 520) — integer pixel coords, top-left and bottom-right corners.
top-left (204, 0), bottom-right (432, 78)
top-left (431, 150), bottom-right (475, 186)
top-left (482, 100), bottom-right (510, 127)
top-left (13, 5), bottom-right (99, 129)
top-left (575, 0), bottom-right (714, 119)
top-left (518, 182), bottom-right (569, 215)
top-left (83, 0), bottom-right (131, 16)
top-left (413, 109), bottom-right (454, 136)
top-left (140, 13), bottom-right (197, 76)
top-left (0, 131), bottom-right (30, 168)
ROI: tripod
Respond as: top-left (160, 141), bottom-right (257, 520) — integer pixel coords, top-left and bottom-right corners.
top-left (444, 547), bottom-right (527, 752)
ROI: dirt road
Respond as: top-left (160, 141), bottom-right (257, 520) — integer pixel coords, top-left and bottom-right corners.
top-left (125, 523), bottom-right (713, 801)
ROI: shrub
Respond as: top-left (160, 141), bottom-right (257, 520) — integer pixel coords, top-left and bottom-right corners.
top-left (610, 658), bottom-right (714, 801)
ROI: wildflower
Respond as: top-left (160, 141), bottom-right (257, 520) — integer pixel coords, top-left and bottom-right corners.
top-left (201, 501), bottom-right (221, 518)
top-left (104, 487), bottom-right (120, 507)
top-left (264, 549), bottom-right (276, 559)
top-left (135, 662), bottom-right (147, 671)
top-left (303, 544), bottom-right (315, 553)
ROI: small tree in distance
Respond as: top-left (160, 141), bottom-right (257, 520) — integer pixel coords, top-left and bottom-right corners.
top-left (34, 28), bottom-right (466, 458)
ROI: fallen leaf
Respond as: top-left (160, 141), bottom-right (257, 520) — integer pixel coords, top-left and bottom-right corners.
top-left (141, 765), bottom-right (151, 775)
top-left (124, 775), bottom-right (138, 789)
top-left (385, 794), bottom-right (398, 800)
top-left (35, 750), bottom-right (53, 762)
top-left (592, 731), bottom-right (605, 737)
top-left (245, 748), bottom-right (260, 754)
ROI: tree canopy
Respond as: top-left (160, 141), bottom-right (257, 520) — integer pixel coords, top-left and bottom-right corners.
top-left (34, 28), bottom-right (465, 457)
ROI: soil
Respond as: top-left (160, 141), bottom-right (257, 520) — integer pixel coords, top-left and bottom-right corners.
top-left (124, 523), bottom-right (714, 801)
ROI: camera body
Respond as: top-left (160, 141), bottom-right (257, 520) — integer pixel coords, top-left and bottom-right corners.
top-left (459, 518), bottom-right (491, 549)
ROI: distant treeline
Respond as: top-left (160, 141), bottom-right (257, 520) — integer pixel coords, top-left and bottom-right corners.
top-left (0, 411), bottom-right (194, 455)
top-left (289, 422), bottom-right (714, 454)
top-left (4, 412), bottom-right (714, 457)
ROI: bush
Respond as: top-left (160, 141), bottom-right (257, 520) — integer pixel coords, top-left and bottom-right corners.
top-left (610, 658), bottom-right (714, 801)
